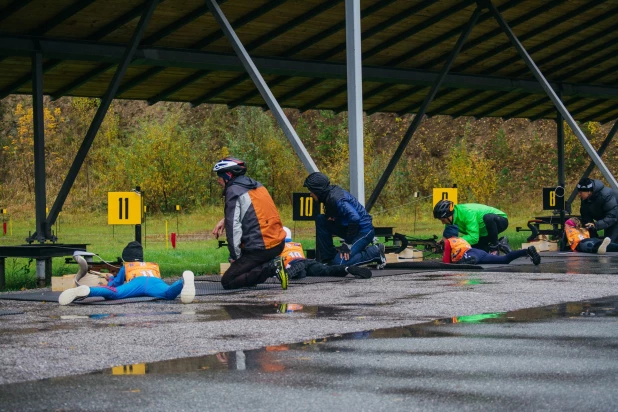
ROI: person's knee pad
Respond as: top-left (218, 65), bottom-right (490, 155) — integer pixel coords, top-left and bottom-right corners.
top-left (577, 238), bottom-right (598, 253)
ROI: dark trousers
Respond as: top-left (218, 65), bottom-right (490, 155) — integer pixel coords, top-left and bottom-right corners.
top-left (465, 248), bottom-right (527, 264)
top-left (285, 259), bottom-right (348, 279)
top-left (315, 215), bottom-right (377, 266)
top-left (473, 214), bottom-right (509, 251)
top-left (221, 241), bottom-right (285, 290)
top-left (602, 224), bottom-right (618, 243)
top-left (577, 238), bottom-right (618, 253)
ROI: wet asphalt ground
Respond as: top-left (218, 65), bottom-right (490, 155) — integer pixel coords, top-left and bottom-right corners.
top-left (0, 254), bottom-right (617, 411)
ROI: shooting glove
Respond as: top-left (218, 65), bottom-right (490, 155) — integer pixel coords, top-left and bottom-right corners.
top-left (345, 223), bottom-right (359, 240)
top-left (338, 242), bottom-right (352, 255)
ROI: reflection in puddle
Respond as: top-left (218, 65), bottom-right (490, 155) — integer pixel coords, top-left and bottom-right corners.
top-left (408, 273), bottom-right (491, 286)
top-left (98, 296), bottom-right (618, 377)
top-left (197, 303), bottom-right (345, 321)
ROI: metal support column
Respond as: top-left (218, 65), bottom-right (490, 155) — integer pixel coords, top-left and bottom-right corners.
top-left (556, 100), bottom-right (565, 232)
top-left (366, 7), bottom-right (482, 212)
top-left (30, 49), bottom-right (49, 244)
top-left (204, 0), bottom-right (318, 174)
top-left (566, 120), bottom-right (618, 212)
top-left (346, 0), bottom-right (364, 203)
top-left (46, 0), bottom-right (159, 229)
top-left (482, 0), bottom-right (618, 190)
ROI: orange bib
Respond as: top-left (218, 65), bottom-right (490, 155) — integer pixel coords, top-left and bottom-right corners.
top-left (280, 242), bottom-right (305, 267)
top-left (124, 262), bottom-right (161, 282)
top-left (447, 237), bottom-right (471, 262)
top-left (565, 225), bottom-right (590, 251)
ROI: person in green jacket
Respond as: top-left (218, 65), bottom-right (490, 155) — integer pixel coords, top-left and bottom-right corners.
top-left (433, 200), bottom-right (511, 254)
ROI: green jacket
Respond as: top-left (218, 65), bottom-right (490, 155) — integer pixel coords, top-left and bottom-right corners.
top-left (452, 203), bottom-right (507, 245)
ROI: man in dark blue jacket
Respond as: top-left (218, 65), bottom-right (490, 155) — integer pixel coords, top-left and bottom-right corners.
top-left (577, 178), bottom-right (618, 243)
top-left (303, 172), bottom-right (386, 267)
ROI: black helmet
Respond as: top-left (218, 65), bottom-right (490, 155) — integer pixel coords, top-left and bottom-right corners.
top-left (212, 157), bottom-right (247, 176)
top-left (433, 199), bottom-right (454, 219)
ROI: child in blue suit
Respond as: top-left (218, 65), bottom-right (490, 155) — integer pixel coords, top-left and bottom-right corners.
top-left (59, 241), bottom-right (195, 305)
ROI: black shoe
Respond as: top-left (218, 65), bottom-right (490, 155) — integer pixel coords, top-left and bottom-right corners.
top-left (346, 266), bottom-right (372, 279)
top-left (498, 236), bottom-right (512, 254)
top-left (488, 244), bottom-right (499, 255)
top-left (527, 246), bottom-right (541, 265)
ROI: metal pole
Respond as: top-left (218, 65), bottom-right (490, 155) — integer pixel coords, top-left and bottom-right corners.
top-left (366, 7), bottom-right (482, 212)
top-left (46, 0), bottom-right (159, 229)
top-left (204, 0), bottom-right (318, 174)
top-left (482, 0), bottom-right (618, 190)
top-left (31, 49), bottom-right (48, 243)
top-left (346, 0), bottom-right (364, 203)
top-left (556, 101), bottom-right (565, 231)
top-left (566, 120), bottom-right (618, 211)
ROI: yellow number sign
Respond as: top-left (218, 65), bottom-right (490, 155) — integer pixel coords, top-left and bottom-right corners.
top-left (108, 192), bottom-right (142, 225)
top-left (432, 188), bottom-right (458, 207)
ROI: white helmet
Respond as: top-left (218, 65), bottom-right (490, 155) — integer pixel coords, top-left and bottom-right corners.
top-left (212, 157), bottom-right (246, 176)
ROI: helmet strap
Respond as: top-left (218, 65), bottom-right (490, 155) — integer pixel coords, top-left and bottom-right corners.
top-left (217, 171), bottom-right (233, 182)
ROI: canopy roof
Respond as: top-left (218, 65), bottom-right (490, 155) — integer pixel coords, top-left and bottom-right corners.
top-left (0, 0), bottom-right (617, 121)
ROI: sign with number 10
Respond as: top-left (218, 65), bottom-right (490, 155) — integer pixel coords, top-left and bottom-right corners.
top-left (292, 193), bottom-right (323, 221)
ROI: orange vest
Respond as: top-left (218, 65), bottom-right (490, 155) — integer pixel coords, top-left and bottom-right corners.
top-left (280, 242), bottom-right (305, 267)
top-left (447, 237), bottom-right (471, 262)
top-left (564, 225), bottom-right (590, 251)
top-left (124, 262), bottom-right (161, 282)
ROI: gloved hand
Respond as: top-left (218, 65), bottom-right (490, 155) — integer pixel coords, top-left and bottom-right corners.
top-left (337, 242), bottom-right (352, 261)
top-left (585, 222), bottom-right (596, 229)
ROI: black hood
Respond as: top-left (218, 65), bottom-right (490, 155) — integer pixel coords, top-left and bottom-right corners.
top-left (303, 172), bottom-right (334, 202)
top-left (223, 175), bottom-right (259, 196)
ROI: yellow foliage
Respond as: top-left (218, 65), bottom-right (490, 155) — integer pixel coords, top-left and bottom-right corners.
top-left (446, 142), bottom-right (497, 204)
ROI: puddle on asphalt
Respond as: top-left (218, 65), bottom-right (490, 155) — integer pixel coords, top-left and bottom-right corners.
top-left (93, 295), bottom-right (618, 377)
top-left (197, 303), bottom-right (346, 320)
top-left (46, 304), bottom-right (344, 322)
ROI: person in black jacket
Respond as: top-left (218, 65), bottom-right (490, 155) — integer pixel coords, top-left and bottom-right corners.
top-left (577, 177), bottom-right (618, 242)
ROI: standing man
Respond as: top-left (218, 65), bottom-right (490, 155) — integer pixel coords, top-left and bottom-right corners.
top-left (577, 177), bottom-right (618, 242)
top-left (212, 157), bottom-right (288, 290)
top-left (303, 172), bottom-right (386, 267)
top-left (433, 200), bottom-right (511, 254)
